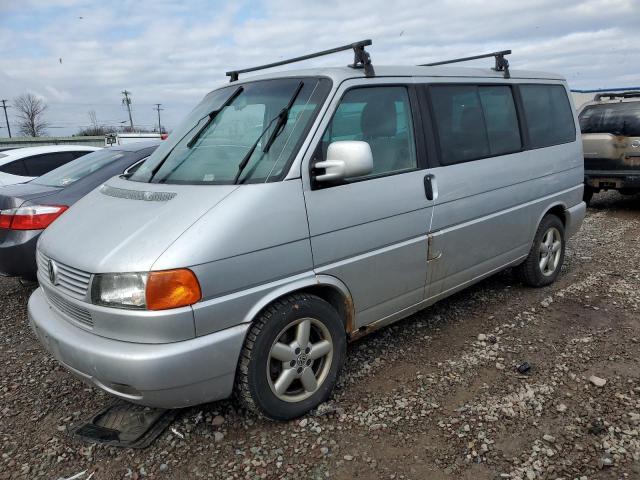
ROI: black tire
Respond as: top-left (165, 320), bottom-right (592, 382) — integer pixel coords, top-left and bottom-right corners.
top-left (516, 214), bottom-right (565, 287)
top-left (583, 185), bottom-right (594, 205)
top-left (235, 293), bottom-right (346, 420)
top-left (619, 188), bottom-right (639, 196)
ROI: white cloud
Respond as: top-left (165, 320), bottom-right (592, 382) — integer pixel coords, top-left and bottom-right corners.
top-left (0, 0), bottom-right (638, 135)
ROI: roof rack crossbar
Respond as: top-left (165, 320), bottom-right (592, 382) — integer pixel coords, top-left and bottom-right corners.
top-left (226, 39), bottom-right (374, 82)
top-left (594, 91), bottom-right (640, 101)
top-left (420, 49), bottom-right (512, 79)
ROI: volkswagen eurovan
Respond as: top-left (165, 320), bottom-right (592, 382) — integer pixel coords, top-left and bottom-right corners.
top-left (28, 42), bottom-right (585, 420)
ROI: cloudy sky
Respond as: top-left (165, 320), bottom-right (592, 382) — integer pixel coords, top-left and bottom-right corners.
top-left (1, 0), bottom-right (639, 137)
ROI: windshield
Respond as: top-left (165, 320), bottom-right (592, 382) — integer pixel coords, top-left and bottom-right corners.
top-left (130, 77), bottom-right (331, 185)
top-left (32, 149), bottom-right (126, 187)
top-left (579, 101), bottom-right (640, 136)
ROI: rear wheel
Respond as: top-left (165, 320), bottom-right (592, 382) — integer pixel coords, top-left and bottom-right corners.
top-left (236, 293), bottom-right (346, 420)
top-left (516, 214), bottom-right (565, 287)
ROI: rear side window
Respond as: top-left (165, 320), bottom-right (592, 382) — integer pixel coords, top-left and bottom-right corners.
top-left (478, 86), bottom-right (521, 155)
top-left (321, 86), bottom-right (417, 177)
top-left (0, 159), bottom-right (28, 176)
top-left (23, 151), bottom-right (78, 176)
top-left (519, 85), bottom-right (576, 148)
top-left (430, 85), bottom-right (521, 165)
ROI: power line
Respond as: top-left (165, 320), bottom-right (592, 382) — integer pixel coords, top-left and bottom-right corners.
top-left (1, 100), bottom-right (11, 138)
top-left (121, 90), bottom-right (134, 130)
top-left (153, 103), bottom-right (164, 133)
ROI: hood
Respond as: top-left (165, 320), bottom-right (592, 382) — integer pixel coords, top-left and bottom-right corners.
top-left (39, 176), bottom-right (238, 273)
top-left (0, 182), bottom-right (61, 211)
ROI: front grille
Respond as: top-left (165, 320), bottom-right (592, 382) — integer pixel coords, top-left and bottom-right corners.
top-left (44, 288), bottom-right (93, 328)
top-left (37, 251), bottom-right (92, 300)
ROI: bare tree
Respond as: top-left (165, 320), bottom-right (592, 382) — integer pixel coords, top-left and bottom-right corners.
top-left (13, 94), bottom-right (48, 137)
top-left (75, 110), bottom-right (115, 136)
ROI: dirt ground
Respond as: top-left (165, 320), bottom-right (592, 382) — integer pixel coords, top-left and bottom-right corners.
top-left (1, 191), bottom-right (639, 480)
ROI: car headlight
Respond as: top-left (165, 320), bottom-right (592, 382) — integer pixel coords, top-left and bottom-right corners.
top-left (91, 273), bottom-right (148, 309)
top-left (90, 269), bottom-right (201, 310)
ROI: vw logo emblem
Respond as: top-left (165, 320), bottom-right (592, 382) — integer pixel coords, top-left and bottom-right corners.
top-left (632, 139), bottom-right (640, 148)
top-left (48, 260), bottom-right (58, 285)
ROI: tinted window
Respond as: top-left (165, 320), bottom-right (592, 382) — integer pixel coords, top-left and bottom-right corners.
top-left (32, 149), bottom-right (127, 187)
top-left (23, 151), bottom-right (78, 176)
top-left (478, 86), bottom-right (522, 155)
top-left (430, 86), bottom-right (489, 164)
top-left (72, 150), bottom-right (92, 160)
top-left (0, 159), bottom-right (28, 176)
top-left (579, 101), bottom-right (640, 137)
top-left (520, 85), bottom-right (576, 148)
top-left (321, 86), bottom-right (417, 177)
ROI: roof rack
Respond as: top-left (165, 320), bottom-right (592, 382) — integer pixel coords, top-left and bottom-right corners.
top-left (594, 91), bottom-right (640, 101)
top-left (420, 50), bottom-right (512, 79)
top-left (226, 39), bottom-right (375, 82)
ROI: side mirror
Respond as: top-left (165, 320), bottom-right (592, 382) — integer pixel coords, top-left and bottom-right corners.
top-left (314, 141), bottom-right (373, 183)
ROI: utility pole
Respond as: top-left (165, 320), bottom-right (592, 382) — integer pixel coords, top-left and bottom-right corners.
top-left (153, 103), bottom-right (164, 133)
top-left (1, 100), bottom-right (11, 138)
top-left (121, 90), bottom-right (134, 131)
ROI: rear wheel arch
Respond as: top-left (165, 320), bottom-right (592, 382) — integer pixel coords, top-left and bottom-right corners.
top-left (542, 204), bottom-right (566, 227)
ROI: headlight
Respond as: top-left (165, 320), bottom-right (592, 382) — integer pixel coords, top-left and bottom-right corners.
top-left (90, 269), bottom-right (201, 310)
top-left (91, 273), bottom-right (148, 309)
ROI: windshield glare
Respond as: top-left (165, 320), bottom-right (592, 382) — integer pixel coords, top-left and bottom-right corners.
top-left (580, 101), bottom-right (640, 136)
top-left (32, 149), bottom-right (126, 187)
top-left (130, 78), bottom-right (330, 185)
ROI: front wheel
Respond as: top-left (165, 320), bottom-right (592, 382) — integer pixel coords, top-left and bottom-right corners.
top-left (235, 293), bottom-right (346, 420)
top-left (516, 214), bottom-right (565, 287)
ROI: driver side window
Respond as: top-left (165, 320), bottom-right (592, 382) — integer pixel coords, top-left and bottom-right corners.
top-left (320, 86), bottom-right (417, 178)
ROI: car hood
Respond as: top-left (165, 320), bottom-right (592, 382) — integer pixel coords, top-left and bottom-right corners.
top-left (0, 182), bottom-right (61, 210)
top-left (38, 176), bottom-right (238, 273)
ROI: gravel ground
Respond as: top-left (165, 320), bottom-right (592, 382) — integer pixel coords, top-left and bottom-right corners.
top-left (1, 191), bottom-right (639, 480)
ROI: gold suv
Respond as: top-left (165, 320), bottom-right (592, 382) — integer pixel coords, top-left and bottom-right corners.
top-left (579, 92), bottom-right (640, 204)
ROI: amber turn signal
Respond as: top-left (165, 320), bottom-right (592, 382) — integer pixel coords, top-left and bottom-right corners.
top-left (146, 269), bottom-right (201, 311)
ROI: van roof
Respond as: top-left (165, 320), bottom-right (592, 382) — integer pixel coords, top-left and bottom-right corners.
top-left (226, 65), bottom-right (566, 86)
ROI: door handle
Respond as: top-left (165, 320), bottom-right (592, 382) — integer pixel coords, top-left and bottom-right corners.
top-left (424, 174), bottom-right (436, 201)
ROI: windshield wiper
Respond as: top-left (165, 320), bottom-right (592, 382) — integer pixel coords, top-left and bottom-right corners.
top-left (187, 87), bottom-right (244, 149)
top-left (147, 87), bottom-right (243, 182)
top-left (233, 81), bottom-right (304, 184)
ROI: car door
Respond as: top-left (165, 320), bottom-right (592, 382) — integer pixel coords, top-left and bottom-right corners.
top-left (302, 81), bottom-right (436, 328)
top-left (419, 82), bottom-right (531, 301)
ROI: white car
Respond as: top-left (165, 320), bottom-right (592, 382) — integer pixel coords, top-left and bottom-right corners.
top-left (0, 145), bottom-right (101, 187)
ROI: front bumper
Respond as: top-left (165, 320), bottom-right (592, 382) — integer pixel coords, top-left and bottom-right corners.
top-left (28, 288), bottom-right (249, 408)
top-left (0, 229), bottom-right (41, 280)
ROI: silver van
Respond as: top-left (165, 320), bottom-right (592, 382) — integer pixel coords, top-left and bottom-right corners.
top-left (28, 42), bottom-right (585, 420)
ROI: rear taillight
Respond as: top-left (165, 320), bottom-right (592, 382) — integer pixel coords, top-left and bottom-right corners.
top-left (0, 205), bottom-right (68, 230)
top-left (160, 133), bottom-right (168, 140)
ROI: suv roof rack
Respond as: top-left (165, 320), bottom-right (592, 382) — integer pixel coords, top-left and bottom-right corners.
top-left (226, 39), bottom-right (374, 82)
top-left (594, 91), bottom-right (640, 101)
top-left (420, 50), bottom-right (512, 79)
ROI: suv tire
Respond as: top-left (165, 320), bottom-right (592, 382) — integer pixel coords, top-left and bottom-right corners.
top-left (583, 185), bottom-right (594, 205)
top-left (236, 293), bottom-right (346, 420)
